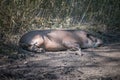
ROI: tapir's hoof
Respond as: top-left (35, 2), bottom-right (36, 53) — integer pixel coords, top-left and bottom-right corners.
top-left (35, 48), bottom-right (45, 53)
top-left (74, 51), bottom-right (83, 56)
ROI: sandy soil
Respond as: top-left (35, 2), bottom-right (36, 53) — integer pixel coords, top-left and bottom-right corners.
top-left (0, 43), bottom-right (120, 80)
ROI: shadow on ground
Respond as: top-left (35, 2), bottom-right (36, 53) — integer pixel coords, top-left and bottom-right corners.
top-left (0, 43), bottom-right (120, 80)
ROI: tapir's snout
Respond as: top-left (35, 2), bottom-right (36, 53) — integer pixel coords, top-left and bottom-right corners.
top-left (94, 38), bottom-right (103, 47)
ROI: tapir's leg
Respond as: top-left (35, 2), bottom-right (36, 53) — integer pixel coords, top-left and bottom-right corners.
top-left (27, 43), bottom-right (45, 53)
top-left (63, 41), bottom-right (83, 56)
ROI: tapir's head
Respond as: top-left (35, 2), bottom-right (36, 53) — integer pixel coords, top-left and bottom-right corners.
top-left (86, 35), bottom-right (103, 48)
top-left (81, 35), bottom-right (103, 49)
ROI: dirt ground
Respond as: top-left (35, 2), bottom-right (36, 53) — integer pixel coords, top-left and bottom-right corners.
top-left (0, 43), bottom-right (120, 80)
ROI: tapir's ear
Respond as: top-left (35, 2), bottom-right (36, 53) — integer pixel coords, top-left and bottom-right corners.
top-left (86, 33), bottom-right (90, 37)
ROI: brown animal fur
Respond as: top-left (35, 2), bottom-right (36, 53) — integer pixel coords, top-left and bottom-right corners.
top-left (19, 30), bottom-right (103, 55)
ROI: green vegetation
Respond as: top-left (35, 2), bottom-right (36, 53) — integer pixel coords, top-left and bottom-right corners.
top-left (0, 0), bottom-right (120, 32)
top-left (0, 0), bottom-right (120, 51)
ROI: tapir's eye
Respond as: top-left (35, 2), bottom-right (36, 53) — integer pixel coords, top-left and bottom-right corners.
top-left (95, 39), bottom-right (97, 42)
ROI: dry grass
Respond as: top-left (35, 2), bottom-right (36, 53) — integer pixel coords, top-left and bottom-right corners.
top-left (0, 0), bottom-right (119, 53)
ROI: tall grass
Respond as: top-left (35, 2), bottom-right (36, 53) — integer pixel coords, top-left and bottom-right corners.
top-left (0, 0), bottom-right (119, 49)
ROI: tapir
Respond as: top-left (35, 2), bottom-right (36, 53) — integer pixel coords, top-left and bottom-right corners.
top-left (19, 30), bottom-right (103, 55)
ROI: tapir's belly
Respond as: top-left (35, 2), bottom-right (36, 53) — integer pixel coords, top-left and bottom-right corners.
top-left (45, 41), bottom-right (66, 51)
top-left (44, 37), bottom-right (65, 51)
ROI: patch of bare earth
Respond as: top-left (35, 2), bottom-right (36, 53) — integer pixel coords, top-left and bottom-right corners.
top-left (0, 43), bottom-right (120, 80)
